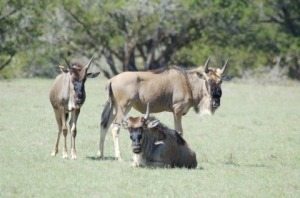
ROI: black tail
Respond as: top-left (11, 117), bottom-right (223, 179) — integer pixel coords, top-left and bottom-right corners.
top-left (100, 82), bottom-right (113, 129)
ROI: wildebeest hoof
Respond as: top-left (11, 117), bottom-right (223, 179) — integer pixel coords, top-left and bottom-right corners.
top-left (71, 155), bottom-right (77, 160)
top-left (51, 150), bottom-right (58, 156)
top-left (71, 150), bottom-right (77, 160)
top-left (62, 152), bottom-right (68, 159)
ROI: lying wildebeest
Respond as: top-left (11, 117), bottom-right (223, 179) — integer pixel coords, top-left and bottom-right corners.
top-left (124, 104), bottom-right (197, 168)
top-left (49, 57), bottom-right (100, 159)
top-left (99, 58), bottom-right (228, 160)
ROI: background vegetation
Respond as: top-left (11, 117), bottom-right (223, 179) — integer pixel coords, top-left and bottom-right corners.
top-left (1, 78), bottom-right (299, 197)
top-left (0, 0), bottom-right (299, 79)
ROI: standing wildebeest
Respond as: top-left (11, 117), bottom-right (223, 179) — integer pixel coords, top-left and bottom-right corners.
top-left (50, 57), bottom-right (100, 159)
top-left (99, 58), bottom-right (228, 160)
top-left (124, 104), bottom-right (197, 168)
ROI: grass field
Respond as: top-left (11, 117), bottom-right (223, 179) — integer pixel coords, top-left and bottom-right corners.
top-left (0, 77), bottom-right (300, 197)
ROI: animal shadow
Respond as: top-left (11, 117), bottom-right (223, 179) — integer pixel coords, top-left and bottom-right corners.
top-left (86, 156), bottom-right (117, 161)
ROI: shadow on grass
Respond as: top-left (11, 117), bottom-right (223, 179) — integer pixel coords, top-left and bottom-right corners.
top-left (86, 156), bottom-right (117, 161)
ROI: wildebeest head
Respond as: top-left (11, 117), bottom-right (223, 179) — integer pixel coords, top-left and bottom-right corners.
top-left (199, 58), bottom-right (228, 114)
top-left (60, 57), bottom-right (100, 108)
top-left (124, 104), bottom-right (162, 154)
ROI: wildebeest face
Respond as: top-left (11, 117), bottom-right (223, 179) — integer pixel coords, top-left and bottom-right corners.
top-left (125, 116), bottom-right (147, 154)
top-left (70, 64), bottom-right (88, 106)
top-left (204, 61), bottom-right (226, 114)
top-left (210, 81), bottom-right (222, 112)
top-left (72, 78), bottom-right (86, 105)
top-left (129, 128), bottom-right (143, 154)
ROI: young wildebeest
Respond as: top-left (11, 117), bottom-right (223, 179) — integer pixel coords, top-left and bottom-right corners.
top-left (49, 57), bottom-right (99, 159)
top-left (99, 58), bottom-right (228, 160)
top-left (124, 104), bottom-right (197, 168)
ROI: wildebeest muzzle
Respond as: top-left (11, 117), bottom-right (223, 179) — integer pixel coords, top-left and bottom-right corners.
top-left (132, 145), bottom-right (142, 154)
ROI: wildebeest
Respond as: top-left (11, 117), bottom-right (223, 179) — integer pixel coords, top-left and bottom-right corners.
top-left (49, 57), bottom-right (100, 159)
top-left (99, 58), bottom-right (228, 160)
top-left (124, 104), bottom-right (197, 168)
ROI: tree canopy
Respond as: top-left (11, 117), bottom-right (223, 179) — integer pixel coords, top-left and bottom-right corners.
top-left (0, 0), bottom-right (299, 79)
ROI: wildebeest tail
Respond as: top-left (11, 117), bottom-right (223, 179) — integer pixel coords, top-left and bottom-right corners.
top-left (101, 82), bottom-right (113, 129)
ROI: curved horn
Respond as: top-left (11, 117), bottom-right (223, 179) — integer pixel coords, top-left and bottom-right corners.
top-left (144, 103), bottom-right (150, 120)
top-left (84, 56), bottom-right (94, 70)
top-left (221, 59), bottom-right (229, 75)
top-left (204, 57), bottom-right (210, 73)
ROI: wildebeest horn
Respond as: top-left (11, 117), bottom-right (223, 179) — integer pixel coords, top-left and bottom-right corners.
top-left (84, 56), bottom-right (94, 70)
top-left (221, 59), bottom-right (229, 75)
top-left (204, 57), bottom-right (210, 73)
top-left (144, 103), bottom-right (150, 120)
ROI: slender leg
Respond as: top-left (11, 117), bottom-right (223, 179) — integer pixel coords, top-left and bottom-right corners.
top-left (98, 110), bottom-right (116, 159)
top-left (111, 123), bottom-right (122, 161)
top-left (51, 110), bottom-right (62, 156)
top-left (98, 125), bottom-right (109, 158)
top-left (62, 110), bottom-right (68, 159)
top-left (70, 109), bottom-right (80, 160)
top-left (173, 113), bottom-right (183, 135)
top-left (111, 105), bottom-right (131, 161)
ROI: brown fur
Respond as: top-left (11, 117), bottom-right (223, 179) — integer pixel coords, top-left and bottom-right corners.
top-left (126, 116), bottom-right (197, 168)
top-left (49, 57), bottom-right (99, 159)
top-left (98, 59), bottom-right (228, 160)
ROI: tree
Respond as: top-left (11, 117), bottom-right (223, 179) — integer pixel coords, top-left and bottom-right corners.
top-left (0, 0), bottom-right (48, 78)
top-left (49, 0), bottom-right (207, 77)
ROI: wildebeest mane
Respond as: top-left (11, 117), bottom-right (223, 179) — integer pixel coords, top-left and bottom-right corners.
top-left (146, 116), bottom-right (186, 145)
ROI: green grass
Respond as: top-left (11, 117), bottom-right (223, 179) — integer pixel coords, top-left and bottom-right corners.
top-left (0, 78), bottom-right (299, 197)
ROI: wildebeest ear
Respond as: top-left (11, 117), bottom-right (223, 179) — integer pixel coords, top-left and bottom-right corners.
top-left (196, 70), bottom-right (209, 81)
top-left (146, 119), bottom-right (160, 128)
top-left (86, 66), bottom-right (101, 78)
top-left (58, 65), bottom-right (69, 73)
top-left (86, 71), bottom-right (100, 78)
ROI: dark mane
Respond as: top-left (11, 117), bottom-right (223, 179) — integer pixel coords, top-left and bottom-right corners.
top-left (147, 117), bottom-right (186, 145)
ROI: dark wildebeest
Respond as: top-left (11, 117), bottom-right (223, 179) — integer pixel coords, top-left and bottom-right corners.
top-left (124, 104), bottom-right (197, 168)
top-left (49, 57), bottom-right (100, 159)
top-left (99, 58), bottom-right (228, 160)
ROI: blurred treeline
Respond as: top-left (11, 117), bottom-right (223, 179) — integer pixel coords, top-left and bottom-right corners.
top-left (0, 0), bottom-right (299, 79)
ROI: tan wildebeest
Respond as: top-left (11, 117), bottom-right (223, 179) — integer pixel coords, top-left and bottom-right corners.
top-left (99, 58), bottom-right (228, 160)
top-left (49, 57), bottom-right (100, 159)
top-left (124, 104), bottom-right (197, 168)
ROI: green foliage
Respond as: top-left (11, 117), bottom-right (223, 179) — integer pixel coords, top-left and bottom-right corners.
top-left (0, 0), bottom-right (299, 79)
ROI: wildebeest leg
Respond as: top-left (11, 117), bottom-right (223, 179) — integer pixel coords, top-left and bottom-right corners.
top-left (61, 110), bottom-right (68, 159)
top-left (51, 110), bottom-right (62, 156)
top-left (111, 123), bottom-right (122, 161)
top-left (173, 113), bottom-right (183, 135)
top-left (70, 109), bottom-right (80, 160)
top-left (98, 111), bottom-right (116, 159)
top-left (111, 105), bottom-right (131, 161)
